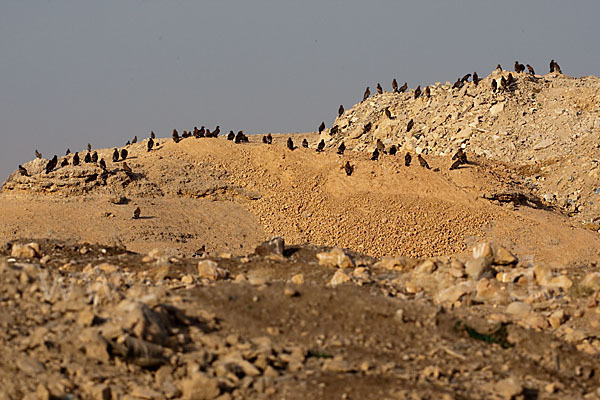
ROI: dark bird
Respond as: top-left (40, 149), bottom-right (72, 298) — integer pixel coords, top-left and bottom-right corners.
top-left (376, 83), bottom-right (383, 94)
top-left (126, 141), bottom-right (131, 146)
top-left (425, 86), bottom-right (431, 98)
top-left (172, 129), bottom-right (180, 143)
top-left (363, 86), bottom-right (370, 101)
top-left (452, 78), bottom-right (463, 89)
top-left (392, 79), bottom-right (399, 93)
top-left (399, 82), bottom-right (408, 93)
top-left (182, 130), bottom-right (189, 138)
top-left (414, 85), bottom-right (421, 99)
top-left (262, 135), bottom-right (268, 144)
top-left (147, 138), bottom-right (154, 152)
top-left (84, 152), bottom-right (92, 163)
top-left (496, 64), bottom-right (502, 71)
top-left (507, 73), bottom-right (515, 83)
top-left (417, 154), bottom-right (430, 169)
top-left (318, 121), bottom-right (326, 135)
top-left (461, 73), bottom-right (472, 83)
top-left (120, 148), bottom-right (128, 161)
top-left (407, 119), bottom-right (414, 132)
top-left (302, 138), bottom-right (309, 148)
top-left (551, 60), bottom-right (562, 74)
top-left (449, 159), bottom-right (462, 171)
top-left (337, 142), bottom-right (346, 155)
top-left (72, 152), bottom-right (80, 166)
top-left (199, 126), bottom-right (205, 137)
top-left (235, 131), bottom-right (248, 143)
top-left (287, 137), bottom-right (294, 151)
top-left (112, 149), bottom-right (119, 162)
top-left (45, 155), bottom-right (58, 174)
top-left (491, 79), bottom-right (498, 92)
top-left (452, 148), bottom-right (467, 164)
top-left (376, 139), bottom-right (385, 153)
top-left (404, 152), bottom-right (412, 167)
top-left (91, 151), bottom-right (98, 163)
top-left (338, 105), bottom-right (344, 117)
top-left (473, 72), bottom-right (479, 85)
top-left (330, 125), bottom-right (339, 135)
top-left (371, 148), bottom-right (379, 161)
top-left (18, 165), bottom-right (28, 176)
top-left (500, 76), bottom-right (508, 89)
top-left (213, 126), bottom-right (220, 137)
top-left (132, 136), bottom-right (137, 144)
top-left (344, 161), bottom-right (353, 176)
top-left (150, 131), bottom-right (155, 139)
top-left (133, 207), bottom-right (141, 220)
top-left (65, 149), bottom-right (71, 156)
top-left (205, 128), bottom-right (211, 137)
top-left (514, 61), bottom-right (525, 73)
top-left (122, 162), bottom-right (132, 174)
top-left (549, 59), bottom-right (555, 73)
top-left (99, 159), bottom-right (107, 170)
top-left (384, 107), bottom-right (392, 119)
top-left (227, 131), bottom-right (235, 141)
top-left (316, 139), bottom-right (325, 152)
top-left (266, 133), bottom-right (273, 144)
top-left (526, 64), bottom-right (535, 75)
top-left (87, 143), bottom-right (92, 152)
top-left (388, 145), bottom-right (397, 156)
top-left (61, 158), bottom-right (69, 167)
top-left (363, 122), bottom-right (372, 134)
top-left (35, 150), bottom-right (42, 159)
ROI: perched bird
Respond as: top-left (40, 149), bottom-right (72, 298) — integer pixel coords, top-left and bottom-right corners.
top-left (133, 207), bottom-right (141, 219)
top-left (404, 152), bottom-right (412, 166)
top-left (87, 143), bottom-right (92, 152)
top-left (549, 59), bottom-right (555, 73)
top-left (508, 73), bottom-right (515, 83)
top-left (425, 86), bottom-right (431, 98)
top-left (227, 131), bottom-right (235, 141)
top-left (120, 148), bottom-right (128, 161)
top-left (205, 128), bottom-right (211, 137)
top-left (496, 64), bottom-right (502, 71)
top-left (501, 76), bottom-right (508, 89)
top-left (172, 129), bottom-right (180, 143)
top-left (337, 142), bottom-right (346, 155)
top-left (213, 126), bottom-right (220, 137)
top-left (112, 148), bottom-right (119, 162)
top-left (72, 152), bottom-right (80, 166)
top-left (392, 79), bottom-right (399, 93)
top-left (551, 59), bottom-right (562, 74)
top-left (45, 155), bottom-right (58, 174)
top-left (126, 141), bottom-right (131, 146)
top-left (35, 150), bottom-right (42, 159)
top-left (418, 154), bottom-right (430, 169)
top-left (122, 162), bottom-right (132, 174)
top-left (91, 151), bottom-right (98, 163)
top-left (266, 133), bottom-right (273, 144)
top-left (65, 149), bottom-right (71, 156)
top-left (526, 64), bottom-right (535, 75)
top-left (182, 130), bottom-right (189, 138)
top-left (344, 161), bottom-right (353, 176)
top-left (316, 139), bottom-right (325, 152)
top-left (363, 122), bottom-right (372, 134)
top-left (452, 78), bottom-right (463, 89)
top-left (473, 72), bottom-right (479, 85)
top-left (384, 107), bottom-right (392, 119)
top-left (147, 138), bottom-right (154, 152)
top-left (99, 159), bottom-right (107, 170)
top-left (318, 121), bottom-right (326, 135)
top-left (287, 137), bottom-right (294, 151)
top-left (388, 145), bottom-right (397, 156)
top-left (150, 131), bottom-right (155, 139)
top-left (338, 105), bottom-right (344, 117)
top-left (198, 126), bottom-right (205, 137)
top-left (371, 148), bottom-right (379, 161)
top-left (376, 83), bottom-right (383, 94)
top-left (407, 119), bottom-right (414, 132)
top-left (84, 152), bottom-right (92, 163)
top-left (330, 125), bottom-right (339, 135)
top-left (514, 61), bottom-right (525, 73)
top-left (262, 135), bottom-right (268, 144)
top-left (399, 82), bottom-right (408, 93)
top-left (449, 159), bottom-right (462, 170)
top-left (491, 79), bottom-right (498, 92)
top-left (132, 136), bottom-right (138, 144)
top-left (376, 139), bottom-right (385, 153)
top-left (414, 85), bottom-right (421, 99)
top-left (235, 131), bottom-right (248, 143)
top-left (461, 73), bottom-right (472, 83)
top-left (18, 165), bottom-right (28, 176)
top-left (452, 148), bottom-right (467, 164)
top-left (363, 86), bottom-right (371, 101)
top-left (302, 138), bottom-right (309, 148)
top-left (61, 158), bottom-right (69, 167)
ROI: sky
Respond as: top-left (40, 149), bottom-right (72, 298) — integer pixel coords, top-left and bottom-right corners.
top-left (1, 0), bottom-right (599, 181)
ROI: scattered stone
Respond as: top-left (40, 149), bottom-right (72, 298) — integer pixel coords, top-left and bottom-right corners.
top-left (492, 245), bottom-right (517, 265)
top-left (548, 309), bottom-right (566, 329)
top-left (290, 273), bottom-right (304, 285)
top-left (549, 275), bottom-right (573, 290)
top-left (284, 287), bottom-right (299, 297)
top-left (465, 257), bottom-right (493, 280)
top-left (493, 377), bottom-right (523, 399)
top-left (506, 301), bottom-right (532, 316)
top-left (254, 236), bottom-right (285, 257)
top-left (328, 270), bottom-right (351, 287)
top-left (197, 260), bottom-right (228, 281)
top-left (580, 272), bottom-right (600, 291)
top-left (322, 356), bottom-right (353, 373)
top-left (11, 242), bottom-right (41, 259)
top-left (180, 373), bottom-right (220, 400)
top-left (435, 282), bottom-right (474, 304)
top-left (317, 248), bottom-right (355, 269)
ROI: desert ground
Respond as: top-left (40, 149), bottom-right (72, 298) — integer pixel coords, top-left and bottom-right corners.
top-left (1, 67), bottom-right (600, 399)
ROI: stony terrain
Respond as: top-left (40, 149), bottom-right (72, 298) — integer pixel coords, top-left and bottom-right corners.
top-left (2, 65), bottom-right (600, 398)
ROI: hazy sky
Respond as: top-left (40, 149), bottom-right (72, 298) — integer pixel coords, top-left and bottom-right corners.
top-left (1, 1), bottom-right (599, 181)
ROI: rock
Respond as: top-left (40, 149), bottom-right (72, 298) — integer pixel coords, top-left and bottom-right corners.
top-left (130, 386), bottom-right (162, 399)
top-left (435, 282), bottom-right (474, 304)
top-left (492, 245), bottom-right (517, 265)
top-left (506, 301), bottom-right (532, 317)
top-left (180, 373), bottom-right (220, 400)
top-left (522, 312), bottom-right (548, 330)
top-left (490, 102), bottom-right (505, 116)
top-left (290, 273), bottom-right (304, 285)
top-left (197, 260), bottom-right (228, 281)
top-left (328, 270), bottom-right (351, 287)
top-left (581, 272), bottom-right (600, 291)
top-left (284, 287), bottom-right (299, 297)
top-left (548, 275), bottom-right (573, 290)
top-left (147, 249), bottom-right (164, 259)
top-left (90, 384), bottom-right (112, 400)
top-left (548, 309), bottom-right (566, 329)
top-left (254, 236), bottom-right (285, 257)
top-left (181, 274), bottom-right (194, 285)
top-left (493, 377), bottom-right (523, 399)
top-left (322, 356), bottom-right (353, 373)
top-left (317, 248), bottom-right (354, 269)
top-left (472, 242), bottom-right (493, 261)
top-left (534, 264), bottom-right (553, 285)
top-left (474, 278), bottom-right (507, 303)
top-left (394, 309), bottom-right (404, 323)
top-left (16, 354), bottom-right (45, 375)
top-left (416, 259), bottom-right (436, 274)
top-left (11, 242), bottom-right (41, 259)
top-left (465, 257), bottom-right (493, 280)
top-left (97, 263), bottom-right (119, 274)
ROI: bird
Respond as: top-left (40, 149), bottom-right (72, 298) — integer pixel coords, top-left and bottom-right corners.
top-left (461, 73), bottom-right (472, 83)
top-left (392, 79), bottom-right (399, 93)
top-left (376, 139), bottom-right (385, 153)
top-left (99, 159), bottom-right (107, 170)
top-left (262, 135), bottom-right (268, 144)
top-left (384, 108), bottom-right (392, 119)
top-left (126, 141), bottom-right (131, 146)
top-left (120, 148), bottom-right (128, 161)
top-left (132, 136), bottom-right (137, 144)
top-left (399, 82), bottom-right (408, 93)
top-left (376, 83), bottom-right (383, 94)
top-left (87, 143), bottom-right (92, 152)
top-left (112, 149), bottom-right (119, 162)
top-left (198, 126), bottom-right (205, 137)
top-left (407, 119), bottom-right (414, 132)
top-left (302, 138), bottom-right (309, 148)
top-left (122, 162), bottom-right (132, 174)
top-left (316, 139), bottom-right (325, 152)
top-left (551, 59), bottom-right (562, 74)
top-left (526, 64), bottom-right (535, 75)
top-left (182, 130), bottom-right (189, 138)
top-left (150, 131), bottom-right (155, 139)
top-left (227, 131), bottom-right (235, 141)
top-left (452, 78), bottom-right (463, 89)
top-left (388, 145), bottom-right (397, 156)
top-left (65, 149), bottom-right (71, 156)
top-left (91, 152), bottom-right (98, 163)
top-left (371, 148), bottom-right (379, 161)
top-left (496, 64), bottom-right (502, 71)
top-left (500, 76), bottom-right (508, 89)
top-left (72, 152), bottom-right (80, 166)
top-left (473, 72), bottom-right (479, 85)
top-left (549, 60), bottom-right (555, 73)
top-left (363, 86), bottom-right (370, 101)
top-left (344, 161), bottom-right (353, 176)
top-left (330, 125), bottom-right (339, 135)
top-left (84, 152), bottom-right (92, 163)
top-left (18, 165), bottom-right (28, 176)
top-left (60, 158), bottom-right (68, 167)
top-left (266, 133), bottom-right (273, 144)
top-left (337, 142), bottom-right (345, 155)
top-left (213, 126), bottom-right (220, 137)
top-left (514, 61), bottom-right (525, 73)
top-left (418, 154), bottom-right (430, 169)
top-left (363, 122), bottom-right (372, 134)
top-left (45, 155), bottom-right (58, 174)
top-left (235, 131), bottom-right (248, 143)
top-left (318, 122), bottom-right (326, 135)
top-left (449, 159), bottom-right (462, 170)
top-left (425, 86), bottom-right (431, 98)
top-left (491, 79), bottom-right (498, 92)
top-left (147, 138), bottom-right (154, 152)
top-left (404, 152), bottom-right (412, 166)
top-left (338, 105), bottom-right (344, 117)
top-left (133, 207), bottom-right (141, 219)
top-left (35, 150), bottom-right (42, 159)
top-left (452, 148), bottom-right (467, 164)
top-left (414, 85), bottom-right (421, 99)
top-left (287, 137), bottom-right (294, 151)
top-left (172, 129), bottom-right (180, 143)
top-left (205, 128), bottom-right (211, 137)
